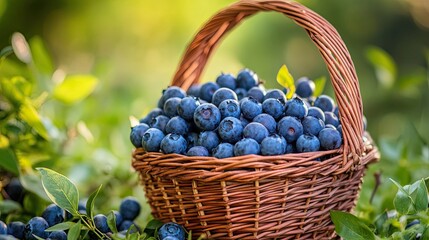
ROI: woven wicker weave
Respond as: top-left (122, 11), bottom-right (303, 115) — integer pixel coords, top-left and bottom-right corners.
top-left (132, 0), bottom-right (380, 239)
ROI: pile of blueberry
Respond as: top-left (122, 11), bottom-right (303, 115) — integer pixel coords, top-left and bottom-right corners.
top-left (131, 68), bottom-right (352, 158)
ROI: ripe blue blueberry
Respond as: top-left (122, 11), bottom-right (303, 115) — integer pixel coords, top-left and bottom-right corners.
top-left (0, 221), bottom-right (6, 235)
top-left (318, 128), bottom-right (342, 150)
top-left (185, 132), bottom-right (199, 150)
top-left (236, 69), bottom-right (258, 90)
top-left (314, 95), bottom-right (335, 112)
top-left (212, 143), bottom-right (234, 159)
top-left (295, 77), bottom-right (315, 98)
top-left (240, 97), bottom-right (262, 120)
top-left (247, 87), bottom-right (265, 103)
top-left (193, 103), bottom-right (221, 131)
top-left (165, 116), bottom-right (189, 135)
top-left (216, 73), bottom-right (236, 90)
top-left (285, 97), bottom-right (308, 119)
top-left (177, 97), bottom-right (200, 120)
top-left (406, 219), bottom-right (420, 229)
top-left (42, 204), bottom-right (64, 227)
top-left (119, 197), bottom-right (141, 221)
top-left (296, 134), bottom-right (320, 153)
top-left (324, 112), bottom-right (340, 127)
top-left (325, 124), bottom-right (336, 129)
top-left (263, 89), bottom-right (286, 102)
top-left (161, 133), bottom-right (188, 154)
top-left (243, 122), bottom-right (269, 143)
top-left (150, 115), bottom-right (170, 133)
top-left (130, 123), bottom-right (150, 148)
top-left (187, 146), bottom-right (209, 157)
top-left (285, 142), bottom-right (296, 153)
top-left (219, 99), bottom-right (241, 119)
top-left (337, 124), bottom-right (343, 138)
top-left (113, 210), bottom-right (123, 228)
top-left (234, 138), bottom-right (260, 156)
top-left (94, 214), bottom-right (110, 233)
top-left (199, 82), bottom-right (220, 102)
top-left (65, 201), bottom-right (86, 220)
top-left (307, 107), bottom-right (325, 121)
top-left (277, 116), bottom-right (304, 142)
top-left (142, 128), bottom-right (165, 152)
top-left (218, 117), bottom-right (243, 144)
top-left (334, 106), bottom-right (339, 118)
top-left (262, 98), bottom-right (285, 120)
top-left (24, 217), bottom-right (49, 240)
top-left (158, 222), bottom-right (186, 240)
top-left (253, 113), bottom-right (277, 134)
top-left (159, 86), bottom-right (186, 108)
top-left (302, 116), bottom-right (325, 136)
top-left (139, 108), bottom-right (163, 124)
top-left (4, 178), bottom-right (24, 203)
top-left (7, 221), bottom-right (25, 239)
top-left (234, 88), bottom-right (248, 100)
top-left (47, 230), bottom-right (67, 240)
top-left (240, 115), bottom-right (250, 128)
top-left (163, 97), bottom-right (181, 118)
top-left (197, 131), bottom-right (220, 152)
top-left (119, 220), bottom-right (140, 233)
top-left (261, 134), bottom-right (287, 156)
top-left (186, 84), bottom-right (201, 98)
top-left (212, 88), bottom-right (238, 106)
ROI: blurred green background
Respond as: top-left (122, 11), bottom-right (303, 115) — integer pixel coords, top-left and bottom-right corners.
top-left (0, 0), bottom-right (428, 226)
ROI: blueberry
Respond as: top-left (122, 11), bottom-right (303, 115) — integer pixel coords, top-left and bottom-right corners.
top-left (163, 97), bottom-right (181, 118)
top-left (4, 178), bottom-right (25, 203)
top-left (94, 214), bottom-right (110, 233)
top-left (216, 73), bottom-right (236, 90)
top-left (284, 97), bottom-right (308, 119)
top-left (240, 115), bottom-right (250, 128)
top-left (161, 133), bottom-right (188, 154)
top-left (159, 86), bottom-right (186, 108)
top-left (118, 220), bottom-right (140, 233)
top-left (277, 116), bottom-right (304, 142)
top-left (263, 89), bottom-right (286, 102)
top-left (212, 143), bottom-right (234, 159)
top-left (236, 69), bottom-right (258, 90)
top-left (234, 138), bottom-right (260, 156)
top-left (295, 77), bottom-right (315, 98)
top-left (212, 88), bottom-right (238, 106)
top-left (130, 123), bottom-right (150, 148)
top-left (7, 221), bottom-right (25, 239)
top-left (197, 131), bottom-right (220, 152)
top-left (150, 115), bottom-right (170, 133)
top-left (262, 98), bottom-right (285, 120)
top-left (142, 128), bottom-right (165, 152)
top-left (158, 222), bottom-right (186, 240)
top-left (217, 117), bottom-right (243, 144)
top-left (119, 197), bottom-right (141, 221)
top-left (199, 82), bottom-right (220, 102)
top-left (325, 124), bottom-right (336, 129)
top-left (247, 87), bottom-right (265, 103)
top-left (243, 122), bottom-right (269, 143)
top-left (185, 132), bottom-right (199, 150)
top-left (285, 142), bottom-right (296, 153)
top-left (337, 125), bottom-right (343, 138)
top-left (261, 134), bottom-right (287, 156)
top-left (47, 230), bottom-right (67, 240)
top-left (177, 97), bottom-right (200, 120)
top-left (193, 103), bottom-right (221, 131)
top-left (240, 97), bottom-right (262, 120)
top-left (24, 217), bottom-right (49, 240)
top-left (324, 112), bottom-right (340, 128)
top-left (165, 116), bottom-right (189, 135)
top-left (307, 107), bottom-right (325, 121)
top-left (302, 116), bottom-right (325, 136)
top-left (296, 134), bottom-right (320, 153)
top-left (42, 204), bottom-right (64, 227)
top-left (113, 210), bottom-right (123, 228)
top-left (334, 106), bottom-right (339, 118)
top-left (253, 114), bottom-right (276, 134)
top-left (65, 201), bottom-right (86, 220)
top-left (139, 108), bottom-right (164, 124)
top-left (187, 146), bottom-right (209, 157)
top-left (0, 221), bottom-right (6, 235)
top-left (314, 95), bottom-right (335, 112)
top-left (186, 84), bottom-right (201, 98)
top-left (234, 88), bottom-right (248, 100)
top-left (219, 99), bottom-right (241, 119)
top-left (318, 128), bottom-right (342, 150)
top-left (406, 219), bottom-right (420, 229)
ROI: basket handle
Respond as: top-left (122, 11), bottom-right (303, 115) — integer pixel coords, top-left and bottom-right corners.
top-left (171, 0), bottom-right (365, 160)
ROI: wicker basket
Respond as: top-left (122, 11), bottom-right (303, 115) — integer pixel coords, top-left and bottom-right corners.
top-left (132, 0), bottom-right (380, 239)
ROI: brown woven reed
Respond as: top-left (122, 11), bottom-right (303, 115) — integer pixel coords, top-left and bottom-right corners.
top-left (132, 0), bottom-right (380, 239)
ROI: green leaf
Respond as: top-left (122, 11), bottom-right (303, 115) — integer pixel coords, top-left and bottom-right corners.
top-left (0, 147), bottom-right (19, 175)
top-left (391, 179), bottom-right (414, 214)
top-left (29, 36), bottom-right (54, 74)
top-left (366, 46), bottom-right (396, 89)
top-left (53, 75), bottom-right (98, 104)
top-left (86, 185), bottom-right (102, 219)
top-left (373, 211), bottom-right (388, 237)
top-left (0, 46), bottom-right (13, 59)
top-left (276, 64), bottom-right (295, 99)
top-left (187, 230), bottom-right (192, 240)
top-left (422, 226), bottom-right (429, 240)
top-left (0, 77), bottom-right (27, 106)
top-left (45, 222), bottom-right (76, 232)
top-left (313, 76), bottom-right (326, 97)
top-left (143, 219), bottom-right (163, 236)
top-left (0, 199), bottom-right (22, 214)
top-left (37, 167), bottom-right (79, 216)
top-left (19, 99), bottom-right (49, 140)
top-left (20, 171), bottom-right (50, 201)
top-left (67, 220), bottom-right (81, 240)
top-left (107, 210), bottom-right (119, 234)
top-left (33, 235), bottom-right (45, 240)
top-left (409, 179), bottom-right (428, 212)
top-left (11, 32), bottom-right (32, 64)
top-left (330, 210), bottom-right (376, 240)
